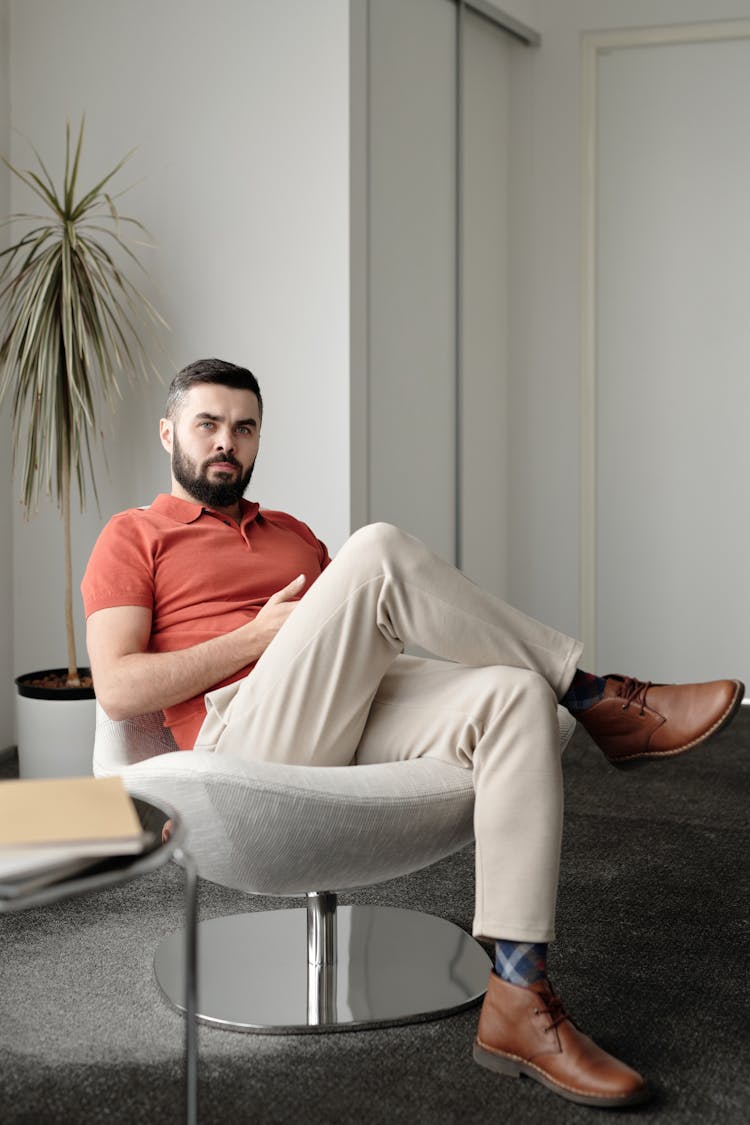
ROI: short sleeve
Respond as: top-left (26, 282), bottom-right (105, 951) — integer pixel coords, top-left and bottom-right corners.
top-left (81, 512), bottom-right (156, 618)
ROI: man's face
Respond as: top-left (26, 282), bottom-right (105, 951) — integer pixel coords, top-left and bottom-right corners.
top-left (160, 383), bottom-right (261, 511)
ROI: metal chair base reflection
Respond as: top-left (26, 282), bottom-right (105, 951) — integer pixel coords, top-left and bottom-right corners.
top-left (154, 891), bottom-right (491, 1033)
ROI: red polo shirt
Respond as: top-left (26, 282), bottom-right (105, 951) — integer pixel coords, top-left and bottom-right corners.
top-left (81, 494), bottom-right (330, 749)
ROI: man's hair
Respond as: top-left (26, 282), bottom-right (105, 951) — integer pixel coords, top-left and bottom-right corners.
top-left (165, 358), bottom-right (263, 420)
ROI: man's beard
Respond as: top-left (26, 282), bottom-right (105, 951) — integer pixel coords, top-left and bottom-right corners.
top-left (171, 432), bottom-right (255, 508)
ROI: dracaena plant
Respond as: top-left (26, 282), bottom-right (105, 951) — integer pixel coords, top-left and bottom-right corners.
top-left (0, 119), bottom-right (165, 687)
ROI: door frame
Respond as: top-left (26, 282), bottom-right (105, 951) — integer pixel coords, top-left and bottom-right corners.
top-left (579, 19), bottom-right (750, 664)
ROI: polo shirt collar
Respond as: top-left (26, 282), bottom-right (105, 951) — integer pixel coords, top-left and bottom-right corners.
top-left (151, 493), bottom-right (261, 525)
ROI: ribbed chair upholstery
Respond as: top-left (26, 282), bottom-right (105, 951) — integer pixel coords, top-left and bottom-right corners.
top-left (94, 702), bottom-right (576, 1032)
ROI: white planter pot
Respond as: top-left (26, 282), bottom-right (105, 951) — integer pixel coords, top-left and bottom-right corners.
top-left (15, 670), bottom-right (97, 779)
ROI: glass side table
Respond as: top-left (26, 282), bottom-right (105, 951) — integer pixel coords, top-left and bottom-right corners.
top-left (0, 793), bottom-right (198, 1125)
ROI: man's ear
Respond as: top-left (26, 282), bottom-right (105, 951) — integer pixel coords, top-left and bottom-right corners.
top-left (159, 418), bottom-right (173, 455)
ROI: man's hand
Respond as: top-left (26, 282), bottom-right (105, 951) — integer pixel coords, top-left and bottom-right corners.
top-left (250, 574), bottom-right (305, 656)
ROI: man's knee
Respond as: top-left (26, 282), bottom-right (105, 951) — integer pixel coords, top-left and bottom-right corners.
top-left (506, 669), bottom-right (558, 719)
top-left (343, 521), bottom-right (409, 558)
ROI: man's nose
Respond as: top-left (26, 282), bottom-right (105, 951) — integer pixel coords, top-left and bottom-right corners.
top-left (215, 428), bottom-right (235, 452)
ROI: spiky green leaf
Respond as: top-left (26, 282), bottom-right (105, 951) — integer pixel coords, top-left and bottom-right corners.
top-left (0, 118), bottom-right (167, 678)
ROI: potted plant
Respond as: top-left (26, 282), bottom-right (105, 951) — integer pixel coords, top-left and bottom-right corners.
top-left (0, 119), bottom-right (164, 777)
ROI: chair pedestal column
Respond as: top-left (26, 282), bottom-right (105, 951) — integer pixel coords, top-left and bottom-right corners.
top-left (307, 891), bottom-right (337, 1025)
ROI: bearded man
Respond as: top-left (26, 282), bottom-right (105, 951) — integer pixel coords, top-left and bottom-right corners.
top-left (82, 358), bottom-right (744, 1108)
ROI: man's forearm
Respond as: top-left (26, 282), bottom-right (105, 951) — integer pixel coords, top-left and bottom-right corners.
top-left (93, 620), bottom-right (266, 720)
top-left (88, 575), bottom-right (304, 721)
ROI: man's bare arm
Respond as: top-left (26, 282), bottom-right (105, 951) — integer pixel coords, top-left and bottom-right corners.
top-left (86, 574), bottom-right (305, 720)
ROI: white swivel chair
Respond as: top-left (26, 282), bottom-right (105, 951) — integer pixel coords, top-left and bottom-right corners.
top-left (94, 703), bottom-right (576, 1033)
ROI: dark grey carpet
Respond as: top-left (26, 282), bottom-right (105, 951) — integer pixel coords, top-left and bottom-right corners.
top-left (1, 711), bottom-right (749, 1125)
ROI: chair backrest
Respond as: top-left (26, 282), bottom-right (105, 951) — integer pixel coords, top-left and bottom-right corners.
top-left (93, 703), bottom-right (177, 775)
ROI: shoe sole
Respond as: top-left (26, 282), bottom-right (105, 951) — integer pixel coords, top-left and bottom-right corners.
top-left (473, 1041), bottom-right (652, 1108)
top-left (609, 679), bottom-right (745, 770)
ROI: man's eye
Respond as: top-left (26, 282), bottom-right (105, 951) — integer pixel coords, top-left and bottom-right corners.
top-left (236, 425), bottom-right (251, 435)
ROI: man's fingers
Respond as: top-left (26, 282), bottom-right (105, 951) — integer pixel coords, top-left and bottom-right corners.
top-left (267, 574), bottom-right (306, 605)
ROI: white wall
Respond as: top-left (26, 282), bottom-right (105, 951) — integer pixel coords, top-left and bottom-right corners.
top-left (5, 0), bottom-right (750, 733)
top-left (0, 0), bottom-right (13, 747)
top-left (7, 0), bottom-right (351, 688)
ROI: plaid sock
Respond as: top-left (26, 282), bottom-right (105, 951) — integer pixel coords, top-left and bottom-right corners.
top-left (494, 939), bottom-right (548, 987)
top-left (560, 668), bottom-right (607, 713)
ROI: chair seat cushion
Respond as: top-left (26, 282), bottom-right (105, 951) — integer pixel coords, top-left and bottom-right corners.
top-left (104, 747), bottom-right (476, 894)
top-left (93, 704), bottom-right (575, 896)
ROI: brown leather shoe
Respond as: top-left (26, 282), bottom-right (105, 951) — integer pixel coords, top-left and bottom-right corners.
top-left (576, 676), bottom-right (744, 768)
top-left (474, 973), bottom-right (649, 1107)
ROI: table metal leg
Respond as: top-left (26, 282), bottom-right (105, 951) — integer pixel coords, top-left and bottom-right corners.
top-left (175, 847), bottom-right (198, 1125)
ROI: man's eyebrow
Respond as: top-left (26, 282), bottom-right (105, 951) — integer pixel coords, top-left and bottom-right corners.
top-left (194, 412), bottom-right (258, 426)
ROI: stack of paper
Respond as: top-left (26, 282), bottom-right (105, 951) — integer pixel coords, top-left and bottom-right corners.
top-left (0, 776), bottom-right (150, 893)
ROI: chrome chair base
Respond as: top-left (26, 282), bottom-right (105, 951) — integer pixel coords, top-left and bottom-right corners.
top-left (154, 899), bottom-right (491, 1034)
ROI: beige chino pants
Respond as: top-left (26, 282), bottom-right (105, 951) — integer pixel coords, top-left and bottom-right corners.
top-left (195, 522), bottom-right (583, 943)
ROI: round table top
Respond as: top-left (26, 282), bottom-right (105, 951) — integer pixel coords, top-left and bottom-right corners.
top-left (0, 791), bottom-right (184, 912)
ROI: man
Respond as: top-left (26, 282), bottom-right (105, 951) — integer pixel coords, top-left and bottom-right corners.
top-left (82, 358), bottom-right (744, 1108)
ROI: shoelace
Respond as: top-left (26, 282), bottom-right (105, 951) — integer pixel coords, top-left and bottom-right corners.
top-left (615, 676), bottom-right (653, 716)
top-left (534, 985), bottom-right (572, 1033)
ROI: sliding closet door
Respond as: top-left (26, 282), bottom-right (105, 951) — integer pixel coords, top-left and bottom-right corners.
top-left (363, 0), bottom-right (520, 580)
top-left (593, 31), bottom-right (750, 685)
top-left (367, 0), bottom-right (457, 561)
top-left (459, 7), bottom-right (512, 597)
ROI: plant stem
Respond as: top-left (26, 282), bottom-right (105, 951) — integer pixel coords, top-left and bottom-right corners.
top-left (62, 455), bottom-right (81, 688)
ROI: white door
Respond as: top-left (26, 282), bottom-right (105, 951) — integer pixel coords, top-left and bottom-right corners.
top-left (592, 30), bottom-right (750, 688)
